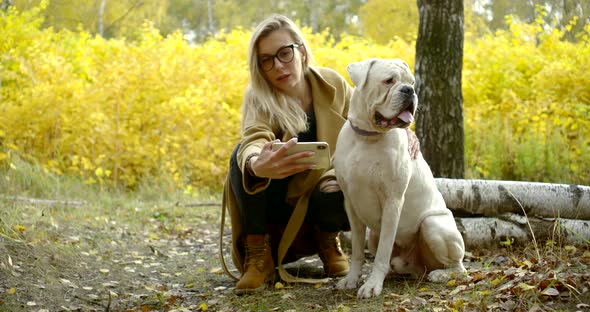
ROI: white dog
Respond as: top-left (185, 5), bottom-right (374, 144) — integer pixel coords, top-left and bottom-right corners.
top-left (334, 58), bottom-right (466, 299)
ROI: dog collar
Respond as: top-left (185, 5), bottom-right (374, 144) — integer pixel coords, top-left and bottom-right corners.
top-left (349, 120), bottom-right (382, 136)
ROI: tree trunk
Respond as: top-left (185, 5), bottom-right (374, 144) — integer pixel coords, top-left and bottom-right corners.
top-left (1, 0), bottom-right (12, 11)
top-left (436, 178), bottom-right (590, 220)
top-left (415, 0), bottom-right (465, 178)
top-left (207, 0), bottom-right (214, 33)
top-left (98, 0), bottom-right (106, 37)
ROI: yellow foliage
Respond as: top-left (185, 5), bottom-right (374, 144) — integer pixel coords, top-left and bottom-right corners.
top-left (1, 6), bottom-right (588, 192)
top-left (463, 17), bottom-right (590, 184)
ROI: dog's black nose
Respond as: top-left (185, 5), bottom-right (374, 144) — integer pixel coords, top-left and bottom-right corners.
top-left (399, 85), bottom-right (414, 95)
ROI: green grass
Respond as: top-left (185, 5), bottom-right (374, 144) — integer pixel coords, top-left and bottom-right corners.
top-left (465, 113), bottom-right (589, 185)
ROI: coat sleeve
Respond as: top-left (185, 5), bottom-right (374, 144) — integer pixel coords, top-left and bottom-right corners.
top-left (236, 91), bottom-right (276, 194)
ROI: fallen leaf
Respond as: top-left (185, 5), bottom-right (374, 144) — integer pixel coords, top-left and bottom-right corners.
top-left (518, 282), bottom-right (536, 291)
top-left (541, 287), bottom-right (559, 296)
top-left (521, 259), bottom-right (533, 268)
top-left (335, 304), bottom-right (351, 312)
top-left (60, 279), bottom-right (78, 289)
top-left (564, 245), bottom-right (576, 254)
top-left (471, 272), bottom-right (486, 283)
top-left (497, 280), bottom-right (515, 292)
top-left (7, 288), bottom-right (16, 295)
top-left (453, 299), bottom-right (465, 309)
top-left (281, 293), bottom-right (295, 300)
top-left (13, 225), bottom-right (25, 233)
top-left (449, 285), bottom-right (467, 296)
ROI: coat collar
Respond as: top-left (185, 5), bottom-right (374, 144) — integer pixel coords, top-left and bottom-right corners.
top-left (305, 67), bottom-right (346, 153)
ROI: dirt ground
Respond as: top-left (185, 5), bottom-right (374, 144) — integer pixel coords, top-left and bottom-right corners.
top-left (1, 201), bottom-right (589, 311)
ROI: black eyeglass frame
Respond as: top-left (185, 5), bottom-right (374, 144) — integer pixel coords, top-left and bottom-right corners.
top-left (258, 43), bottom-right (301, 72)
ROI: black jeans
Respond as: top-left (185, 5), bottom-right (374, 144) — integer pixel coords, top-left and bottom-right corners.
top-left (229, 144), bottom-right (350, 234)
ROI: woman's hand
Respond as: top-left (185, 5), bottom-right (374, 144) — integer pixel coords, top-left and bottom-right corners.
top-left (249, 137), bottom-right (316, 179)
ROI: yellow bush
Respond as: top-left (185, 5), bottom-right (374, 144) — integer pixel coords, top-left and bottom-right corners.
top-left (463, 16), bottom-right (590, 184)
top-left (1, 6), bottom-right (588, 193)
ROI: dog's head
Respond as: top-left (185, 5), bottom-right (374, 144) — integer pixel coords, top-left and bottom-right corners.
top-left (347, 58), bottom-right (417, 131)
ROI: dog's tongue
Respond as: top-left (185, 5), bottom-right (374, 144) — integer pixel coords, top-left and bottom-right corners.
top-left (398, 110), bottom-right (414, 123)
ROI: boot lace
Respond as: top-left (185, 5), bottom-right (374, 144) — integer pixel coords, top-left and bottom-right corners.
top-left (319, 233), bottom-right (343, 255)
top-left (245, 241), bottom-right (268, 270)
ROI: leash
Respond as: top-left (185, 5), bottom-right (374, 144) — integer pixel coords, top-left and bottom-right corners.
top-left (219, 180), bottom-right (240, 281)
top-left (276, 183), bottom-right (330, 284)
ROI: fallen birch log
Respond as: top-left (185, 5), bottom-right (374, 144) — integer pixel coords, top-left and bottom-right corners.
top-left (436, 178), bottom-right (590, 220)
top-left (340, 214), bottom-right (590, 250)
top-left (457, 214), bottom-right (590, 249)
top-left (0, 195), bottom-right (86, 207)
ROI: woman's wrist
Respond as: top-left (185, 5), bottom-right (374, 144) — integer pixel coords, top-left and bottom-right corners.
top-left (245, 153), bottom-right (260, 176)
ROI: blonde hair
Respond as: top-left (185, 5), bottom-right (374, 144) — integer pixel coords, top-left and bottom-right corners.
top-left (242, 14), bottom-right (317, 137)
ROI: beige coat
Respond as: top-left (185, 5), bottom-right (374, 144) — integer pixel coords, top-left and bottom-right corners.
top-left (220, 66), bottom-right (353, 283)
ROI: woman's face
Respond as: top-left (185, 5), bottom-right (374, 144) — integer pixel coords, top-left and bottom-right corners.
top-left (257, 29), bottom-right (305, 94)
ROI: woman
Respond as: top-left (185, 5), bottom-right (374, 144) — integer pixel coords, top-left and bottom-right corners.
top-left (221, 14), bottom-right (353, 294)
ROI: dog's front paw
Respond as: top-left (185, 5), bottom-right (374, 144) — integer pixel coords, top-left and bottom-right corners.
top-left (336, 275), bottom-right (359, 290)
top-left (357, 276), bottom-right (384, 299)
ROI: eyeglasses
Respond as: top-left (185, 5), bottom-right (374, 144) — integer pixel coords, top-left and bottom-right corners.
top-left (258, 43), bottom-right (301, 72)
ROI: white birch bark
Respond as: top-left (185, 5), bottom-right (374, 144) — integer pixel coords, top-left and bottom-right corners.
top-left (98, 0), bottom-right (106, 37)
top-left (436, 178), bottom-right (590, 220)
top-left (457, 215), bottom-right (590, 249)
top-left (340, 215), bottom-right (590, 251)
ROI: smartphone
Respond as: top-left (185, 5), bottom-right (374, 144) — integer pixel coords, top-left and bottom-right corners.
top-left (271, 141), bottom-right (331, 169)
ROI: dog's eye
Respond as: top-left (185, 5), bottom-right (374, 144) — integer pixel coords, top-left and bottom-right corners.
top-left (384, 78), bottom-right (396, 85)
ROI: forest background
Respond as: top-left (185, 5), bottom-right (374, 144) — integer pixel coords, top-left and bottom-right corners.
top-left (1, 0), bottom-right (589, 196)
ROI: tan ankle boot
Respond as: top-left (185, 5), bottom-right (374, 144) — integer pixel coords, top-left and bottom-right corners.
top-left (316, 231), bottom-right (349, 277)
top-left (235, 234), bottom-right (275, 295)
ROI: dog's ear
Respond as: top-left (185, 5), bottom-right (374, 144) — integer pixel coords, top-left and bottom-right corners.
top-left (394, 59), bottom-right (415, 85)
top-left (347, 59), bottom-right (376, 88)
